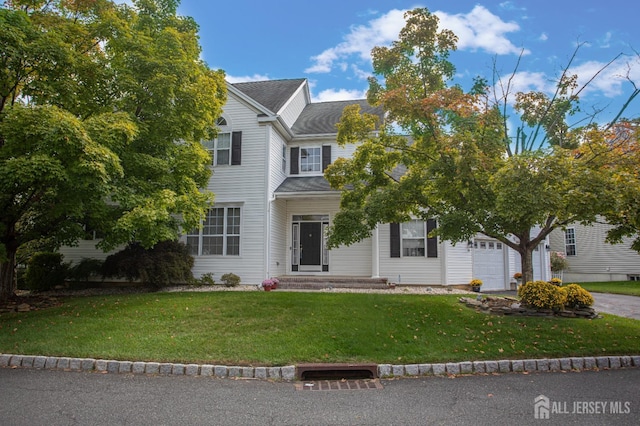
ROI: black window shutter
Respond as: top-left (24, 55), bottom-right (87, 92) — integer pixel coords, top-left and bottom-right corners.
top-left (390, 223), bottom-right (400, 258)
top-left (231, 131), bottom-right (242, 165)
top-left (322, 145), bottom-right (331, 171)
top-left (427, 219), bottom-right (438, 258)
top-left (290, 147), bottom-right (299, 175)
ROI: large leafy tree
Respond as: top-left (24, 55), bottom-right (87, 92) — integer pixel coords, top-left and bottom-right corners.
top-left (325, 8), bottom-right (639, 284)
top-left (0, 0), bottom-right (226, 300)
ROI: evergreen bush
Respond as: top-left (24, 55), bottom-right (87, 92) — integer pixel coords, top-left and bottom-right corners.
top-left (102, 241), bottom-right (194, 288)
top-left (23, 252), bottom-right (69, 292)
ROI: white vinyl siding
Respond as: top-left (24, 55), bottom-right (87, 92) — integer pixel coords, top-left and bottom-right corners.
top-left (549, 222), bottom-right (640, 282)
top-left (379, 225), bottom-right (442, 285)
top-left (190, 95), bottom-right (267, 284)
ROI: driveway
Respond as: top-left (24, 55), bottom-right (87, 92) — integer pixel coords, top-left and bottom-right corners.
top-left (591, 293), bottom-right (640, 320)
top-left (483, 290), bottom-right (640, 320)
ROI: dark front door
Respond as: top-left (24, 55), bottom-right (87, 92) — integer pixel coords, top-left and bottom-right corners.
top-left (300, 222), bottom-right (322, 267)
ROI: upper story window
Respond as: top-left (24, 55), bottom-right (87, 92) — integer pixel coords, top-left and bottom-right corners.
top-left (564, 228), bottom-right (576, 256)
top-left (300, 147), bottom-right (321, 173)
top-left (289, 146), bottom-right (331, 175)
top-left (202, 117), bottom-right (242, 166)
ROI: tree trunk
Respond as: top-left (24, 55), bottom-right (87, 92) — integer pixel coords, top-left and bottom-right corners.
top-left (0, 250), bottom-right (17, 302)
top-left (520, 247), bottom-right (534, 285)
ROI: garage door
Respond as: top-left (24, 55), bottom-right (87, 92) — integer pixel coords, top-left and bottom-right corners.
top-left (473, 240), bottom-right (506, 291)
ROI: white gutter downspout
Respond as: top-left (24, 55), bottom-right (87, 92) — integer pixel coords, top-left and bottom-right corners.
top-left (264, 125), bottom-right (272, 281)
top-left (372, 224), bottom-right (380, 278)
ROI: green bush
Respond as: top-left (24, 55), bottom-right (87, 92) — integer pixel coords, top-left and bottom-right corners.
top-left (563, 284), bottom-right (594, 308)
top-left (23, 252), bottom-right (69, 292)
top-left (518, 280), bottom-right (567, 310)
top-left (67, 258), bottom-right (104, 283)
top-left (102, 240), bottom-right (194, 288)
top-left (190, 272), bottom-right (215, 287)
top-left (220, 273), bottom-right (240, 287)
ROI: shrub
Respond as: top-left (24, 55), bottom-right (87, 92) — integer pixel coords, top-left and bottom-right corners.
top-left (220, 273), bottom-right (240, 287)
top-left (102, 240), bottom-right (194, 288)
top-left (550, 251), bottom-right (568, 272)
top-left (563, 284), bottom-right (594, 308)
top-left (190, 272), bottom-right (215, 287)
top-left (518, 280), bottom-right (567, 310)
top-left (549, 277), bottom-right (562, 286)
top-left (23, 252), bottom-right (69, 292)
top-left (67, 258), bottom-right (104, 283)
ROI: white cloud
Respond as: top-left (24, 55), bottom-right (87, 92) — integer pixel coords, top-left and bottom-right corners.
top-left (305, 9), bottom-right (407, 74)
top-left (435, 6), bottom-right (527, 55)
top-left (305, 6), bottom-right (527, 75)
top-left (312, 88), bottom-right (368, 103)
top-left (225, 74), bottom-right (271, 83)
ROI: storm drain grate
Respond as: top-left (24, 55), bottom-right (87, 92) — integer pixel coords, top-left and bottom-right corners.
top-left (295, 379), bottom-right (383, 391)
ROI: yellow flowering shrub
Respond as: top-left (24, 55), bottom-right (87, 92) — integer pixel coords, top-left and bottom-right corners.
top-left (549, 277), bottom-right (562, 285)
top-left (563, 284), bottom-right (594, 308)
top-left (469, 279), bottom-right (483, 286)
top-left (518, 280), bottom-right (567, 310)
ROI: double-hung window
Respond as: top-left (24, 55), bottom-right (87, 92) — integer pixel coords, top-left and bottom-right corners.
top-left (402, 220), bottom-right (426, 257)
top-left (202, 117), bottom-right (242, 166)
top-left (187, 207), bottom-right (241, 256)
top-left (300, 147), bottom-right (321, 173)
top-left (564, 228), bottom-right (576, 256)
top-left (390, 219), bottom-right (438, 258)
top-left (202, 132), bottom-right (231, 166)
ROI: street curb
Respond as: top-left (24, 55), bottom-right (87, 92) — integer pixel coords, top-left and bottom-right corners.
top-left (1, 353), bottom-right (639, 381)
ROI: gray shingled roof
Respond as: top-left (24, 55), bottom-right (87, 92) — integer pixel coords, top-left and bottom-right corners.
top-left (274, 176), bottom-right (338, 194)
top-left (291, 99), bottom-right (384, 135)
top-left (232, 79), bottom-right (306, 114)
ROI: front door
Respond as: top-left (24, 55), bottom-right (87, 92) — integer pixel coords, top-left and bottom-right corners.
top-left (291, 215), bottom-right (329, 272)
top-left (300, 222), bottom-right (322, 269)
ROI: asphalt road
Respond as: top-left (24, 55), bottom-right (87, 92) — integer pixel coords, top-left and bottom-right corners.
top-left (1, 367), bottom-right (638, 426)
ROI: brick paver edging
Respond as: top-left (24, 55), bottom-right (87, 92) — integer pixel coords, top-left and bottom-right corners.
top-left (1, 353), bottom-right (639, 381)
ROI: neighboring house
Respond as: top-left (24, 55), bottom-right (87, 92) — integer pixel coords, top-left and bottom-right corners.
top-left (62, 78), bottom-right (550, 290)
top-left (549, 222), bottom-right (640, 282)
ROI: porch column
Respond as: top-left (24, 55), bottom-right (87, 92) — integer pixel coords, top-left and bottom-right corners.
top-left (371, 224), bottom-right (380, 278)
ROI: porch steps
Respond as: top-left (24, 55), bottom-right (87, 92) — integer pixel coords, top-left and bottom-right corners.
top-left (276, 276), bottom-right (392, 291)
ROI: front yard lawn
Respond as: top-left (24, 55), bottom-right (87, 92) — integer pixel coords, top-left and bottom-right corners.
top-left (577, 281), bottom-right (640, 297)
top-left (1, 292), bottom-right (638, 366)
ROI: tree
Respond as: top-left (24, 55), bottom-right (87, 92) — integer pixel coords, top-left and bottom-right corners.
top-left (325, 8), bottom-right (639, 284)
top-left (599, 120), bottom-right (640, 252)
top-left (0, 0), bottom-right (226, 300)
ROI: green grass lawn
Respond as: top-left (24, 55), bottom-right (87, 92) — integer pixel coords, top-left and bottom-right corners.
top-left (1, 292), bottom-right (638, 366)
top-left (577, 281), bottom-right (640, 297)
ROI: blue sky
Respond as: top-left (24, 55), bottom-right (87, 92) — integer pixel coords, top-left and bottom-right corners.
top-left (175, 0), bottom-right (640, 123)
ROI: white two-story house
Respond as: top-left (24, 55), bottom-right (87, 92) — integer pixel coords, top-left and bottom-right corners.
top-left (63, 78), bottom-right (550, 290)
top-left (179, 78), bottom-right (550, 290)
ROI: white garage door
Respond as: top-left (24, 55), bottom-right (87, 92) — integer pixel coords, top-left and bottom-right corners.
top-left (473, 240), bottom-right (506, 291)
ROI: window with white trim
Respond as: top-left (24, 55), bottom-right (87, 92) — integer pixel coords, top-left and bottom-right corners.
top-left (187, 206), bottom-right (241, 256)
top-left (203, 117), bottom-right (232, 166)
top-left (282, 144), bottom-right (287, 173)
top-left (300, 147), bottom-right (321, 173)
top-left (564, 228), bottom-right (576, 256)
top-left (402, 220), bottom-right (426, 257)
